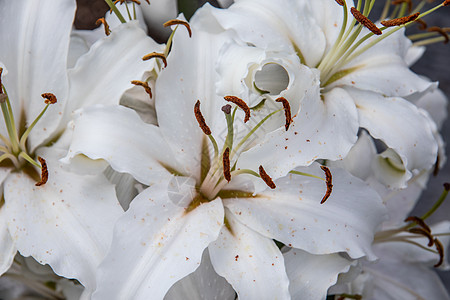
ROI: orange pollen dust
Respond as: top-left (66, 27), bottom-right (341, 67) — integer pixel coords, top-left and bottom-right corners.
top-left (96, 18), bottom-right (110, 36)
top-left (35, 156), bottom-right (49, 186)
top-left (41, 93), bottom-right (57, 104)
top-left (320, 165), bottom-right (333, 204)
top-left (223, 147), bottom-right (231, 182)
top-left (131, 80), bottom-right (152, 98)
top-left (275, 97), bottom-right (292, 131)
top-left (224, 96), bottom-right (251, 123)
top-left (259, 165), bottom-right (276, 189)
top-left (163, 19), bottom-right (192, 38)
top-left (142, 52), bottom-right (168, 68)
top-left (350, 7), bottom-right (382, 35)
top-left (427, 26), bottom-right (449, 44)
top-left (194, 100), bottom-right (211, 135)
top-left (381, 12), bottom-right (420, 27)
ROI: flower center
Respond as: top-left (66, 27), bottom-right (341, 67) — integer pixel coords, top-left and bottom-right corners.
top-left (0, 68), bottom-right (55, 185)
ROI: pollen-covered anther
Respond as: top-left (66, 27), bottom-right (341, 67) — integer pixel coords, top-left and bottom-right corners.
top-left (259, 165), bottom-right (276, 189)
top-left (335, 0), bottom-right (344, 6)
top-left (41, 93), bottom-right (57, 104)
top-left (224, 96), bottom-right (250, 123)
top-left (131, 80), bottom-right (152, 98)
top-left (194, 100), bottom-right (211, 135)
top-left (163, 19), bottom-right (192, 37)
top-left (96, 17), bottom-right (111, 36)
top-left (320, 165), bottom-right (333, 204)
top-left (35, 156), bottom-right (48, 186)
top-left (223, 147), bottom-right (231, 182)
top-left (391, 0), bottom-right (412, 12)
top-left (434, 238), bottom-right (444, 267)
top-left (275, 97), bottom-right (292, 131)
top-left (405, 216), bottom-right (431, 233)
top-left (142, 52), bottom-right (168, 68)
top-left (350, 7), bottom-right (382, 35)
top-left (444, 0), bottom-right (450, 7)
top-left (221, 104), bottom-right (232, 115)
top-left (427, 26), bottom-right (449, 44)
top-left (381, 12), bottom-right (420, 27)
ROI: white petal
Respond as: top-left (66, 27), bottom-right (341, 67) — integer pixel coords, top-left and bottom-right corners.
top-left (0, 0), bottom-right (75, 151)
top-left (209, 210), bottom-right (290, 300)
top-left (284, 249), bottom-right (353, 300)
top-left (165, 249), bottom-right (235, 300)
top-left (349, 88), bottom-right (438, 187)
top-left (0, 205), bottom-right (16, 276)
top-left (4, 152), bottom-right (123, 290)
top-left (224, 164), bottom-right (386, 259)
top-left (140, 0), bottom-right (177, 41)
top-left (414, 88), bottom-right (448, 130)
top-left (93, 184), bottom-right (224, 300)
top-left (63, 22), bottom-right (162, 122)
top-left (238, 86), bottom-right (359, 181)
top-left (64, 105), bottom-right (180, 185)
top-left (154, 18), bottom-right (232, 177)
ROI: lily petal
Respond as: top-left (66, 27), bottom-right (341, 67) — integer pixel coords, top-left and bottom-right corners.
top-left (224, 164), bottom-right (386, 259)
top-left (284, 248), bottom-right (353, 300)
top-left (93, 183), bottom-right (224, 300)
top-left (4, 150), bottom-right (123, 290)
top-left (208, 210), bottom-right (290, 300)
top-left (0, 205), bottom-right (16, 276)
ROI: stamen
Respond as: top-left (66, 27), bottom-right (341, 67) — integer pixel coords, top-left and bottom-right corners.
top-left (391, 0), bottom-right (413, 12)
top-left (194, 100), bottom-right (211, 135)
top-left (444, 0), bottom-right (450, 6)
top-left (320, 166), bottom-right (333, 204)
top-left (259, 165), bottom-right (276, 189)
top-left (224, 96), bottom-right (251, 123)
top-left (163, 19), bottom-right (192, 37)
top-left (405, 216), bottom-right (431, 233)
top-left (427, 26), bottom-right (449, 43)
top-left (41, 93), bottom-right (57, 104)
top-left (408, 228), bottom-right (434, 247)
top-left (96, 18), bottom-right (111, 36)
top-left (350, 7), bottom-right (382, 35)
top-left (142, 52), bottom-right (167, 68)
top-left (131, 80), bottom-right (152, 98)
top-left (381, 12), bottom-right (420, 27)
top-left (434, 238), bottom-right (444, 267)
top-left (221, 104), bottom-right (232, 115)
top-left (335, 0), bottom-right (344, 6)
top-left (223, 147), bottom-right (231, 182)
top-left (275, 97), bottom-right (292, 131)
top-left (415, 19), bottom-right (427, 30)
top-left (35, 156), bottom-right (48, 186)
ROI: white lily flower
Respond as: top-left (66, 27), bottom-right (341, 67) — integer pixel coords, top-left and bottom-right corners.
top-left (204, 0), bottom-right (441, 188)
top-left (0, 0), bottom-right (162, 292)
top-left (65, 13), bottom-right (386, 299)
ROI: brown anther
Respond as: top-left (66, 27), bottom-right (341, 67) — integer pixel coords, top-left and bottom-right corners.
top-left (275, 97), bottom-right (292, 131)
top-left (96, 18), bottom-right (111, 36)
top-left (434, 238), bottom-right (444, 267)
top-left (221, 104), bottom-right (232, 115)
top-left (41, 93), bottom-right (57, 104)
top-left (350, 7), bottom-right (382, 35)
top-left (223, 147), bottom-right (231, 182)
top-left (259, 165), bottom-right (276, 189)
top-left (131, 80), bottom-right (152, 98)
top-left (0, 67), bottom-right (3, 94)
top-left (129, 0), bottom-right (141, 4)
top-left (415, 19), bottom-right (428, 30)
top-left (408, 228), bottom-right (434, 247)
top-left (224, 96), bottom-right (251, 123)
top-left (405, 216), bottom-right (431, 233)
top-left (444, 0), bottom-right (450, 6)
top-left (194, 100), bottom-right (211, 135)
top-left (428, 26), bottom-right (449, 44)
top-left (381, 12), bottom-right (420, 27)
top-left (444, 182), bottom-right (450, 191)
top-left (391, 0), bottom-right (412, 12)
top-left (142, 52), bottom-right (167, 68)
top-left (163, 19), bottom-right (192, 38)
top-left (35, 156), bottom-right (48, 186)
top-left (335, 0), bottom-right (344, 6)
top-left (320, 166), bottom-right (333, 204)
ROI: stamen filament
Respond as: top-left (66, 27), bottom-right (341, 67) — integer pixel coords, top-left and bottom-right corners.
top-left (0, 97), bottom-right (19, 154)
top-left (413, 36), bottom-right (448, 46)
top-left (289, 170), bottom-right (324, 181)
top-left (18, 152), bottom-right (40, 168)
top-left (19, 103), bottom-right (51, 151)
top-left (0, 153), bottom-right (18, 166)
top-left (104, 0), bottom-right (126, 23)
top-left (421, 183), bottom-right (449, 221)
